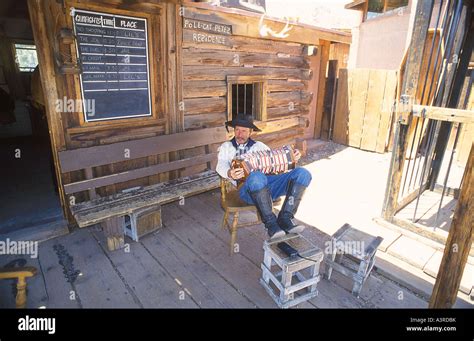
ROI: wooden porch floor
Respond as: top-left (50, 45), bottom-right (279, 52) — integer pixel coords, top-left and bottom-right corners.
top-left (0, 191), bottom-right (428, 309)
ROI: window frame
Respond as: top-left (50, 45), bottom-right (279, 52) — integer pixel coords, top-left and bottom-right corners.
top-left (226, 75), bottom-right (268, 123)
top-left (12, 41), bottom-right (39, 73)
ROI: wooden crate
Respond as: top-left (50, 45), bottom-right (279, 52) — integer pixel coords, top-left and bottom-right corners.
top-left (260, 234), bottom-right (323, 309)
top-left (124, 205), bottom-right (162, 242)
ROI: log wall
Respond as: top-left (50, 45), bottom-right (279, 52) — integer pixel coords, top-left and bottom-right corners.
top-left (181, 5), bottom-right (313, 156)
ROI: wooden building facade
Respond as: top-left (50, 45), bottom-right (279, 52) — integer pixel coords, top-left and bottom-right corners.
top-left (27, 0), bottom-right (351, 226)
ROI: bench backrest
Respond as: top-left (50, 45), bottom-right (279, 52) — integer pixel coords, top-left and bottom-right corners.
top-left (58, 126), bottom-right (227, 198)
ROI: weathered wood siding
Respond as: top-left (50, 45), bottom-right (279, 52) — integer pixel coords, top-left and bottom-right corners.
top-left (181, 5), bottom-right (313, 166)
top-left (332, 68), bottom-right (398, 153)
top-left (37, 1), bottom-right (171, 204)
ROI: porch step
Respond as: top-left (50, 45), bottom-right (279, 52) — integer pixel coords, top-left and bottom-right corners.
top-left (374, 251), bottom-right (472, 308)
top-left (374, 217), bottom-right (474, 261)
top-left (373, 217), bottom-right (474, 300)
top-left (0, 218), bottom-right (69, 244)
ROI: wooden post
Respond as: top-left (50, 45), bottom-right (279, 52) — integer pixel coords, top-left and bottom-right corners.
top-left (319, 59), bottom-right (337, 140)
top-left (313, 40), bottom-right (330, 139)
top-left (381, 0), bottom-right (434, 220)
top-left (429, 143), bottom-right (473, 308)
top-left (16, 276), bottom-right (27, 309)
top-left (0, 267), bottom-right (37, 308)
top-left (27, 0), bottom-right (73, 224)
top-left (305, 47), bottom-right (320, 139)
top-left (165, 3), bottom-right (183, 179)
top-left (103, 216), bottom-right (125, 251)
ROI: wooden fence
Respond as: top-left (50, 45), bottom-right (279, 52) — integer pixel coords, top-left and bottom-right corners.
top-left (332, 68), bottom-right (398, 153)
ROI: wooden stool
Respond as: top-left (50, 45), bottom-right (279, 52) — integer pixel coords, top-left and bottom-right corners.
top-left (260, 234), bottom-right (323, 308)
top-left (325, 223), bottom-right (383, 297)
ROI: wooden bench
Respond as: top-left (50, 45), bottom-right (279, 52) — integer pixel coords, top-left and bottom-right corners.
top-left (58, 126), bottom-right (227, 251)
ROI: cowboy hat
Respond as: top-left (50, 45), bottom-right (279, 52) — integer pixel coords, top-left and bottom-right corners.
top-left (225, 114), bottom-right (261, 132)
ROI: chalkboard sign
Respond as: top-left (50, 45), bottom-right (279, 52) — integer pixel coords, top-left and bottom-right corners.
top-left (72, 9), bottom-right (152, 122)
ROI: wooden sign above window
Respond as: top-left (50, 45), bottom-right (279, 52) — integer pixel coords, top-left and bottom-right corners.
top-left (183, 18), bottom-right (232, 35)
top-left (183, 18), bottom-right (233, 46)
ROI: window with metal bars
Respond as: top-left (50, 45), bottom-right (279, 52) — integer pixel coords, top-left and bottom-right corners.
top-left (227, 76), bottom-right (267, 122)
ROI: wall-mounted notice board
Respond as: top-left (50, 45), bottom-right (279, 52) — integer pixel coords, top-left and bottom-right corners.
top-left (72, 8), bottom-right (152, 122)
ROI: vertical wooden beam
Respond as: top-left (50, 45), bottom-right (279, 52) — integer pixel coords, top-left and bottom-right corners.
top-left (166, 3), bottom-right (179, 134)
top-left (325, 59), bottom-right (338, 140)
top-left (103, 216), bottom-right (125, 252)
top-left (175, 3), bottom-right (184, 133)
top-left (382, 0), bottom-right (434, 220)
top-left (401, 1), bottom-right (434, 98)
top-left (313, 40), bottom-right (330, 139)
top-left (27, 0), bottom-right (71, 223)
top-left (305, 49), bottom-right (320, 139)
top-left (165, 3), bottom-right (183, 178)
top-left (429, 143), bottom-right (473, 308)
top-left (84, 167), bottom-right (97, 200)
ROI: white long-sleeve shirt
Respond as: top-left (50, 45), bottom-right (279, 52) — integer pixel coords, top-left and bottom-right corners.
top-left (216, 138), bottom-right (270, 186)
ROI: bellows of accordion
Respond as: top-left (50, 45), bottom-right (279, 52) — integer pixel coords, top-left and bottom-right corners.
top-left (231, 145), bottom-right (296, 179)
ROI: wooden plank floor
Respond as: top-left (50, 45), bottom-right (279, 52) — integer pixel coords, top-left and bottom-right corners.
top-left (0, 191), bottom-right (428, 309)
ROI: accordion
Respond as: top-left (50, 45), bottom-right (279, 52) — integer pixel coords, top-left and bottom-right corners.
top-left (231, 145), bottom-right (296, 181)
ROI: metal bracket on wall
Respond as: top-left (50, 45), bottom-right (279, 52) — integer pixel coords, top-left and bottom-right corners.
top-left (398, 94), bottom-right (413, 125)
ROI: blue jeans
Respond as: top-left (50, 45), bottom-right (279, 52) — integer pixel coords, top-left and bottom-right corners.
top-left (239, 167), bottom-right (312, 204)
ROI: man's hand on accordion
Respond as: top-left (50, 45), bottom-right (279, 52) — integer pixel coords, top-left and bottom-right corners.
top-left (228, 167), bottom-right (245, 180)
top-left (294, 149), bottom-right (301, 163)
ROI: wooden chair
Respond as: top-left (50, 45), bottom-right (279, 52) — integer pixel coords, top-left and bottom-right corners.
top-left (0, 267), bottom-right (37, 308)
top-left (220, 178), bottom-right (281, 255)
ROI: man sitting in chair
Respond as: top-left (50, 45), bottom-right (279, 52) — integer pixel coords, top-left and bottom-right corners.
top-left (216, 114), bottom-right (312, 240)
